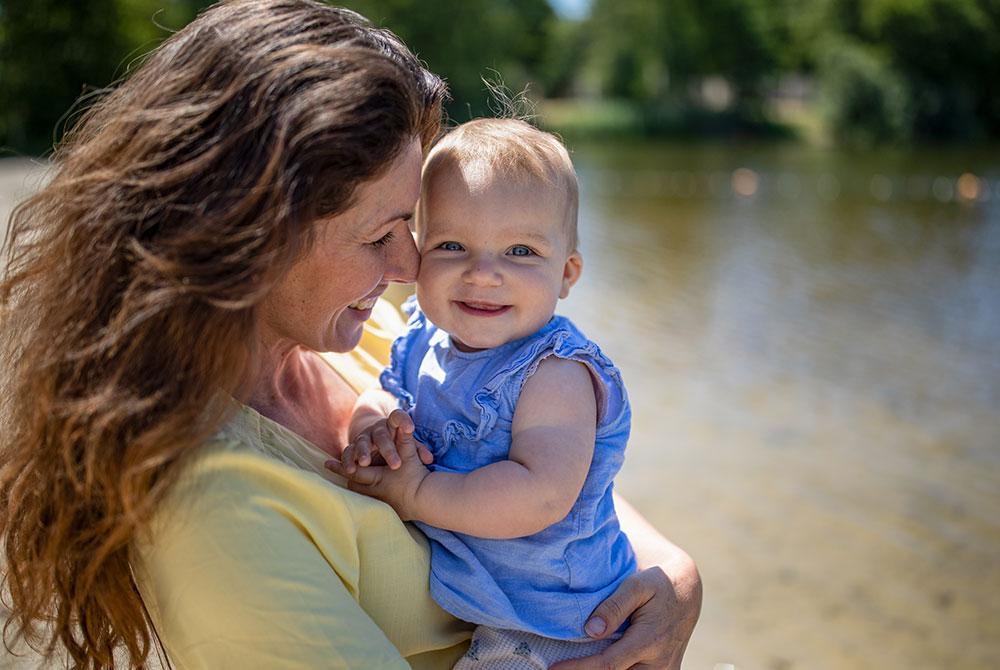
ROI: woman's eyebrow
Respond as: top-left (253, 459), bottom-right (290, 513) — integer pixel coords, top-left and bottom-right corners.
top-left (383, 211), bottom-right (414, 224)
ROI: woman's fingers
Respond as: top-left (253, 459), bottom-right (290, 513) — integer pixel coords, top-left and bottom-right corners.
top-left (585, 571), bottom-right (654, 640)
top-left (551, 567), bottom-right (688, 670)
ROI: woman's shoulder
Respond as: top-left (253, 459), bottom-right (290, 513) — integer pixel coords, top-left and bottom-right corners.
top-left (132, 423), bottom-right (470, 668)
top-left (145, 408), bottom-right (392, 533)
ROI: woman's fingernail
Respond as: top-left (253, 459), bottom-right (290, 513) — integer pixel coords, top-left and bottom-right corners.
top-left (585, 617), bottom-right (606, 636)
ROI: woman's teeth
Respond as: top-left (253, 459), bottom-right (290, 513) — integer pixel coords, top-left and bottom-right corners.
top-left (348, 297), bottom-right (378, 310)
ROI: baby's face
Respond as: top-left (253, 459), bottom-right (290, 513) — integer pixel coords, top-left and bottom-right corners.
top-left (415, 166), bottom-right (581, 352)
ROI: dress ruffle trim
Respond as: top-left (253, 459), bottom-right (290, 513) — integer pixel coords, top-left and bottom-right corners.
top-left (377, 295), bottom-right (422, 412)
top-left (459, 317), bottom-right (626, 444)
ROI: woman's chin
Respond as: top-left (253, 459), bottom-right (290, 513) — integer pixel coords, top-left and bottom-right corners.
top-left (325, 309), bottom-right (370, 352)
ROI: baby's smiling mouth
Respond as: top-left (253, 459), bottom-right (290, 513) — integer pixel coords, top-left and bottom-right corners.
top-left (455, 300), bottom-right (511, 316)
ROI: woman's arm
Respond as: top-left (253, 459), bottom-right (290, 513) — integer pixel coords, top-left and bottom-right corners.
top-left (551, 493), bottom-right (703, 670)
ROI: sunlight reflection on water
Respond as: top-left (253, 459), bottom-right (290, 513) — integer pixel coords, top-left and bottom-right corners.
top-left (559, 139), bottom-right (1000, 669)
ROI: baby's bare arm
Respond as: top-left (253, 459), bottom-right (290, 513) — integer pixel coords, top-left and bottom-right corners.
top-left (406, 356), bottom-right (597, 538)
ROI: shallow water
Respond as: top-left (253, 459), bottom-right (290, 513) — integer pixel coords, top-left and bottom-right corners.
top-left (2, 142), bottom-right (999, 669)
top-left (556, 139), bottom-right (1000, 669)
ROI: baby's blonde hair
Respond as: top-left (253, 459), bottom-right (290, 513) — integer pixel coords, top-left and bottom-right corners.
top-left (422, 118), bottom-right (579, 250)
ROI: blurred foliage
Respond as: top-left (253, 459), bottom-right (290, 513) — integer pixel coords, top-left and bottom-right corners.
top-left (816, 37), bottom-right (913, 145)
top-left (336, 0), bottom-right (558, 120)
top-left (0, 0), bottom-right (208, 155)
top-left (1, 0), bottom-right (998, 153)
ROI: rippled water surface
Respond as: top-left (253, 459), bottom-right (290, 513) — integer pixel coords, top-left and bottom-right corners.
top-left (3, 141), bottom-right (999, 669)
top-left (555, 140), bottom-right (1000, 669)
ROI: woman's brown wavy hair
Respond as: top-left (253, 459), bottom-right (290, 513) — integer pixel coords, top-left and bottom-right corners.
top-left (0, 1), bottom-right (446, 667)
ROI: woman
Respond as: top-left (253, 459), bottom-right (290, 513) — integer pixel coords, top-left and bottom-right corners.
top-left (0, 1), bottom-right (701, 668)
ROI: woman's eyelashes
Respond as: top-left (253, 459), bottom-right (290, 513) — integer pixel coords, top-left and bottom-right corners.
top-left (369, 231), bottom-right (395, 248)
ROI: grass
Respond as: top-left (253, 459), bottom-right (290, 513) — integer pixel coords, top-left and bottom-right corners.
top-left (538, 98), bottom-right (802, 142)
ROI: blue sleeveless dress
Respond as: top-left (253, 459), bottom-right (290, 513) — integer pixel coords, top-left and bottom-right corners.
top-left (380, 297), bottom-right (636, 640)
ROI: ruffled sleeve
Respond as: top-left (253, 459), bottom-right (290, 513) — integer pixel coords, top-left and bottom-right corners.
top-left (466, 318), bottom-right (628, 440)
top-left (378, 295), bottom-right (424, 411)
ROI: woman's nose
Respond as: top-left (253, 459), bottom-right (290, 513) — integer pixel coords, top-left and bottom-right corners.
top-left (462, 257), bottom-right (503, 287)
top-left (384, 224), bottom-right (420, 283)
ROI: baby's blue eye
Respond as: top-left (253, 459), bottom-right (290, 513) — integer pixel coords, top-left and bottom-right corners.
top-left (509, 245), bottom-right (534, 257)
top-left (439, 241), bottom-right (464, 251)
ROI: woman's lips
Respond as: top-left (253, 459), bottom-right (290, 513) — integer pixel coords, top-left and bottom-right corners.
top-left (347, 296), bottom-right (379, 311)
top-left (454, 300), bottom-right (511, 317)
top-left (348, 286), bottom-right (387, 311)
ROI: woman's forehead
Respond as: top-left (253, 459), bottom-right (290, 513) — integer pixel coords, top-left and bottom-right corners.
top-left (349, 139), bottom-right (424, 222)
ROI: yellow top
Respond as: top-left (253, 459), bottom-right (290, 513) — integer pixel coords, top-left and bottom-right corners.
top-left (132, 300), bottom-right (472, 669)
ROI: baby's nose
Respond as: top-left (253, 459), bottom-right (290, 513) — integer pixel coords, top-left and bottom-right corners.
top-left (462, 258), bottom-right (503, 286)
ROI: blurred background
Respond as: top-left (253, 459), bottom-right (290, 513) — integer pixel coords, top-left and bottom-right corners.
top-left (2, 1), bottom-right (998, 668)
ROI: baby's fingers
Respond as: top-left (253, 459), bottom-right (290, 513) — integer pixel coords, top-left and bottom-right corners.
top-left (325, 459), bottom-right (384, 487)
top-left (370, 422), bottom-right (401, 470)
top-left (386, 409), bottom-right (415, 435)
top-left (387, 410), bottom-right (432, 463)
top-left (343, 434), bottom-right (372, 473)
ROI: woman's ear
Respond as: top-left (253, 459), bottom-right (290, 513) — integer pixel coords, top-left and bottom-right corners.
top-left (559, 251), bottom-right (583, 299)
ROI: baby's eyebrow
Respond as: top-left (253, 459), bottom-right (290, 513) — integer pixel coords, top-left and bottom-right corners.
top-left (514, 232), bottom-right (552, 246)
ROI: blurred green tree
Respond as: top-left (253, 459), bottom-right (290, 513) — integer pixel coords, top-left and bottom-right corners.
top-left (581, 0), bottom-right (789, 114)
top-left (809, 0), bottom-right (1000, 141)
top-left (0, 0), bottom-right (212, 155)
top-left (339, 0), bottom-right (557, 120)
top-left (2, 0), bottom-right (998, 151)
top-left (1, 0), bottom-right (125, 155)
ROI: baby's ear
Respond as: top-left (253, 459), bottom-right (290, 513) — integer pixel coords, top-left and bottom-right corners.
top-left (559, 251), bottom-right (583, 299)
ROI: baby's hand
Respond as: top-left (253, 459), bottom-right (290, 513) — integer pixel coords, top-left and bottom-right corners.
top-left (326, 415), bottom-right (433, 520)
top-left (341, 409), bottom-right (432, 474)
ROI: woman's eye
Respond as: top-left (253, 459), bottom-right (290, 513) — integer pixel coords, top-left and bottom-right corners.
top-left (438, 241), bottom-right (464, 251)
top-left (509, 245), bottom-right (534, 257)
top-left (370, 231), bottom-right (395, 248)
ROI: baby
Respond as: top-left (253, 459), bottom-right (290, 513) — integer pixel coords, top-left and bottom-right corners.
top-left (330, 118), bottom-right (636, 668)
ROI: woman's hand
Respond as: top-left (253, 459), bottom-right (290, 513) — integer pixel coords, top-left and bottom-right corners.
top-left (552, 493), bottom-right (702, 670)
top-left (551, 561), bottom-right (702, 669)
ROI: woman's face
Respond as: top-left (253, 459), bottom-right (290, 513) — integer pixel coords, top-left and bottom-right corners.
top-left (258, 139), bottom-right (423, 354)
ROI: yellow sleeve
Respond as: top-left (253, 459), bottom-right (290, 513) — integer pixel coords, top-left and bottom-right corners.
top-left (133, 441), bottom-right (469, 669)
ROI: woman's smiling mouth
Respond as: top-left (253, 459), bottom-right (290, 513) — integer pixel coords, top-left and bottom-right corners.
top-left (348, 296), bottom-right (379, 310)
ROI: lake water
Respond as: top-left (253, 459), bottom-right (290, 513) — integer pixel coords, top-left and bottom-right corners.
top-left (2, 139), bottom-right (999, 669)
top-left (555, 139), bottom-right (1000, 669)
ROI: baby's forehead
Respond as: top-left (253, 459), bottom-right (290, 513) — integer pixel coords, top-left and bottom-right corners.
top-left (423, 156), bottom-right (562, 200)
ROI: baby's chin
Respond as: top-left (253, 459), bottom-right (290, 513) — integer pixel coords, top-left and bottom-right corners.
top-left (448, 334), bottom-right (498, 353)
